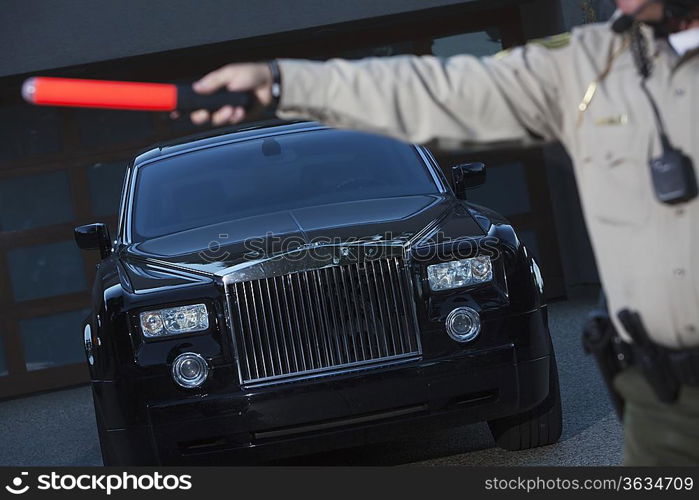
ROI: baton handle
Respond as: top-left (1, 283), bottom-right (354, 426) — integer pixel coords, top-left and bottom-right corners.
top-left (174, 84), bottom-right (253, 112)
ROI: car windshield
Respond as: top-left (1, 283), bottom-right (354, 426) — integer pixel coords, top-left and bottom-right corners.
top-left (130, 128), bottom-right (440, 241)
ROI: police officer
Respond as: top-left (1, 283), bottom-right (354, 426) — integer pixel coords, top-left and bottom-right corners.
top-left (186, 0), bottom-right (699, 465)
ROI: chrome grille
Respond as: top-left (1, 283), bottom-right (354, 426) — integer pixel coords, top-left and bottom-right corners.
top-left (225, 256), bottom-right (421, 385)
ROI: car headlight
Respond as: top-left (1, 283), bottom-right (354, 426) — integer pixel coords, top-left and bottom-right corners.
top-left (139, 304), bottom-right (209, 338)
top-left (427, 256), bottom-right (493, 291)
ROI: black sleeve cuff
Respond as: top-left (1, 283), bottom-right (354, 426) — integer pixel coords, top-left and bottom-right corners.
top-left (267, 59), bottom-right (282, 112)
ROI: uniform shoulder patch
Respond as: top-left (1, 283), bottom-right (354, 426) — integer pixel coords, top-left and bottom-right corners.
top-left (494, 32), bottom-right (571, 59)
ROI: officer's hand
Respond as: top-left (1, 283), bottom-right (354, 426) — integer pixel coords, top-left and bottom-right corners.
top-left (178, 63), bottom-right (274, 126)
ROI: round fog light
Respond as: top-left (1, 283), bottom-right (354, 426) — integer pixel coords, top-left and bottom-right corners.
top-left (172, 352), bottom-right (209, 389)
top-left (445, 307), bottom-right (481, 343)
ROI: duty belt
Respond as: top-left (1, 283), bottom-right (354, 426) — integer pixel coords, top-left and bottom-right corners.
top-left (583, 308), bottom-right (699, 418)
top-left (623, 339), bottom-right (699, 386)
top-left (617, 308), bottom-right (699, 403)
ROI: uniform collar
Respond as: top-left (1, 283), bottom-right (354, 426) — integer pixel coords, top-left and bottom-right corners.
top-left (668, 27), bottom-right (699, 56)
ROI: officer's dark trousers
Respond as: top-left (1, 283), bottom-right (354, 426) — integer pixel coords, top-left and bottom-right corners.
top-left (613, 367), bottom-right (699, 465)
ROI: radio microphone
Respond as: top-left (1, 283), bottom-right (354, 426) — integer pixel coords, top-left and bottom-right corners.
top-left (612, 13), bottom-right (635, 32)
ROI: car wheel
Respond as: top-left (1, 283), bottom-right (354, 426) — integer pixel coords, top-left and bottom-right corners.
top-left (487, 350), bottom-right (562, 451)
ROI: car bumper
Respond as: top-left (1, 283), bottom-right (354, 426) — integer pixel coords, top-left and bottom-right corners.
top-left (97, 343), bottom-right (552, 465)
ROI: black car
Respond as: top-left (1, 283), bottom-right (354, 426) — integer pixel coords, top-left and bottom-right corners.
top-left (75, 121), bottom-right (561, 465)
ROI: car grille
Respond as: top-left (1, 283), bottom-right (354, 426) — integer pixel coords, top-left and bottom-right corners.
top-left (225, 256), bottom-right (421, 385)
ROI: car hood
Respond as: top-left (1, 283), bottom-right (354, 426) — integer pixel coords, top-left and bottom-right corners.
top-left (124, 194), bottom-right (484, 276)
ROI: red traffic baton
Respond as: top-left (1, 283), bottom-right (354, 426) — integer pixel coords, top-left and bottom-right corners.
top-left (22, 77), bottom-right (253, 112)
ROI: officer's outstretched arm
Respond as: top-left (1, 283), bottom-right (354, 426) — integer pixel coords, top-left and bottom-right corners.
top-left (276, 47), bottom-right (566, 149)
top-left (190, 42), bottom-right (569, 149)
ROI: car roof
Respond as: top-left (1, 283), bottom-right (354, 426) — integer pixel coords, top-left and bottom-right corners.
top-left (133, 120), bottom-right (327, 165)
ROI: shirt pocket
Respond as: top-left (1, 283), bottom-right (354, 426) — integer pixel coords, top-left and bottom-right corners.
top-left (576, 122), bottom-right (655, 228)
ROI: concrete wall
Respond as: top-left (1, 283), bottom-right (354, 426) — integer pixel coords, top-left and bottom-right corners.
top-left (0, 0), bottom-right (526, 78)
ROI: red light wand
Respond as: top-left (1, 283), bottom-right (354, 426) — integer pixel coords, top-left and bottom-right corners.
top-left (22, 77), bottom-right (253, 112)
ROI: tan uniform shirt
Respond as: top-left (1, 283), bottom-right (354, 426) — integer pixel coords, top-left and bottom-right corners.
top-left (276, 20), bottom-right (699, 348)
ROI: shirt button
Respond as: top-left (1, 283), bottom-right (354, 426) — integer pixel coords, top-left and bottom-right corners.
top-left (674, 268), bottom-right (686, 277)
top-left (676, 207), bottom-right (686, 216)
top-left (674, 88), bottom-right (686, 97)
top-left (686, 325), bottom-right (697, 334)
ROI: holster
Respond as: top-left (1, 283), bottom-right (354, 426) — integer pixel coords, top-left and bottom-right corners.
top-left (617, 309), bottom-right (681, 404)
top-left (582, 311), bottom-right (630, 419)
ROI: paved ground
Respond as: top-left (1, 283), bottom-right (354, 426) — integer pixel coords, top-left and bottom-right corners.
top-left (0, 286), bottom-right (622, 466)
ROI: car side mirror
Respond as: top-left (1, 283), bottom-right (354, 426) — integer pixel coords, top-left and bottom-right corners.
top-left (75, 223), bottom-right (112, 259)
top-left (451, 162), bottom-right (486, 199)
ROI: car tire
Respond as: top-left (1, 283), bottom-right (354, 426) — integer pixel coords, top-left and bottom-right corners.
top-left (92, 389), bottom-right (119, 466)
top-left (487, 350), bottom-right (562, 451)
